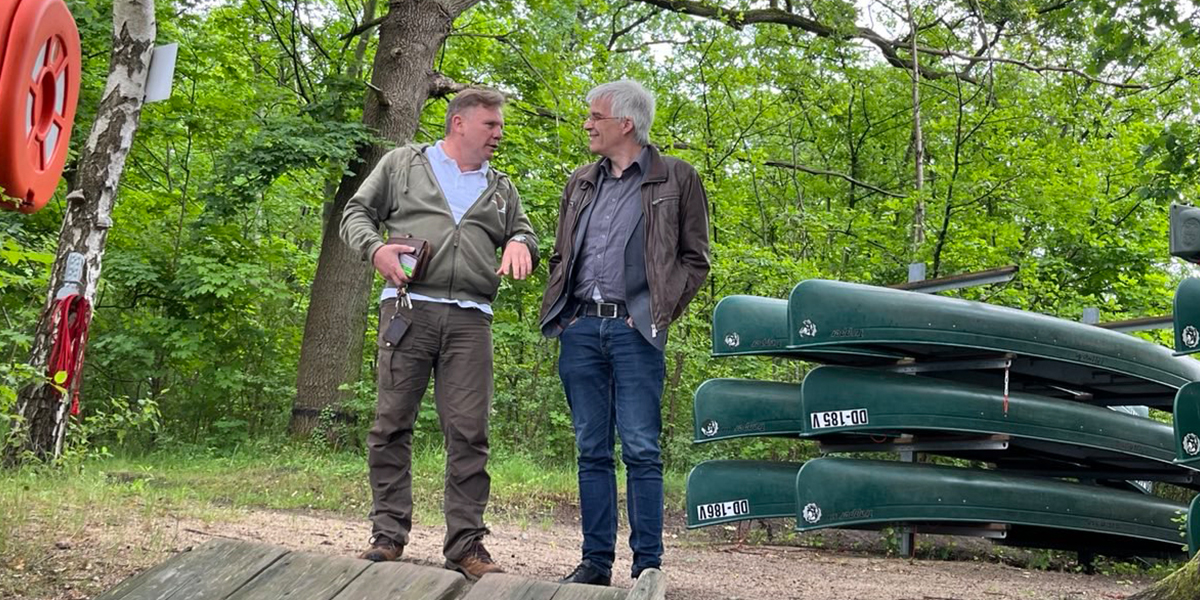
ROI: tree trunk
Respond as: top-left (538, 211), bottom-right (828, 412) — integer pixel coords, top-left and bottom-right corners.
top-left (290, 0), bottom-right (474, 436)
top-left (1126, 553), bottom-right (1200, 600)
top-left (312, 0), bottom-right (376, 233)
top-left (8, 0), bottom-right (156, 463)
top-left (907, 0), bottom-right (925, 253)
top-left (660, 349), bottom-right (686, 466)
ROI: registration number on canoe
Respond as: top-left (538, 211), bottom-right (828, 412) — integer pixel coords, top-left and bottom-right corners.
top-left (696, 499), bottom-right (750, 522)
top-left (810, 408), bottom-right (868, 429)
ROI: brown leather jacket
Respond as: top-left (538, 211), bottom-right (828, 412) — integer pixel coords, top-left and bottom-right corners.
top-left (539, 145), bottom-right (710, 343)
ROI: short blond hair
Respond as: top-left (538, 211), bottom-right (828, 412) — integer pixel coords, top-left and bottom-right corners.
top-left (445, 88), bottom-right (506, 136)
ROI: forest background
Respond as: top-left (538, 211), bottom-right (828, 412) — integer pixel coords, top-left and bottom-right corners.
top-left (1, 0), bottom-right (1199, 490)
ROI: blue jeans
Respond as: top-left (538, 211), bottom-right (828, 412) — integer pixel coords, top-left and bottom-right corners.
top-left (558, 316), bottom-right (666, 578)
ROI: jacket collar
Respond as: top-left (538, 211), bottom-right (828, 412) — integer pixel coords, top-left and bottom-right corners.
top-left (408, 142), bottom-right (505, 184)
top-left (579, 145), bottom-right (668, 188)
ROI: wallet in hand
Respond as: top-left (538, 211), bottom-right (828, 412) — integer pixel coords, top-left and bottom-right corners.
top-left (385, 236), bottom-right (434, 281)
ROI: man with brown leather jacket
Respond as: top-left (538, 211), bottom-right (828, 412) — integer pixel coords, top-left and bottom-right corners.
top-left (539, 79), bottom-right (710, 586)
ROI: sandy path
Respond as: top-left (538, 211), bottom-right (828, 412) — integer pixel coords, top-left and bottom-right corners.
top-left (34, 508), bottom-right (1139, 600)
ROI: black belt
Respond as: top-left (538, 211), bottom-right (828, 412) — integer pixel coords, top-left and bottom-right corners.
top-left (578, 301), bottom-right (628, 319)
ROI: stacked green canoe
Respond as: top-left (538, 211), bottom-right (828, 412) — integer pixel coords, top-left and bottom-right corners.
top-left (688, 279), bottom-right (1200, 558)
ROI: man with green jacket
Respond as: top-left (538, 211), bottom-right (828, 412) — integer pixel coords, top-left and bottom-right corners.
top-left (340, 88), bottom-right (538, 579)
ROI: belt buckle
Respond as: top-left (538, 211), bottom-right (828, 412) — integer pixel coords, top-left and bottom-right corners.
top-left (597, 302), bottom-right (618, 319)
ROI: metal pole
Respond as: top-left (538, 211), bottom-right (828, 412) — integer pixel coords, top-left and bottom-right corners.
top-left (897, 265), bottom-right (922, 558)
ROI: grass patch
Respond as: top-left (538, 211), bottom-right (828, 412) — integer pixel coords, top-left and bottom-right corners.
top-left (0, 440), bottom-right (686, 598)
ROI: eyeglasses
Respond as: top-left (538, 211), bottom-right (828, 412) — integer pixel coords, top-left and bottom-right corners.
top-left (584, 114), bottom-right (625, 124)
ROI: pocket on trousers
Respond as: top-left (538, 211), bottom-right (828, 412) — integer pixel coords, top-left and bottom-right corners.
top-left (377, 347), bottom-right (400, 391)
top-left (560, 315), bottom-right (581, 334)
top-left (377, 298), bottom-right (399, 348)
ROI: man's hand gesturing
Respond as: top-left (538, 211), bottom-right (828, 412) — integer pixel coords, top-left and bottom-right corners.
top-left (497, 240), bottom-right (532, 280)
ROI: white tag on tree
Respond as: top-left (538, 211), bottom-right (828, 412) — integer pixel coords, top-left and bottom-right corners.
top-left (144, 43), bottom-right (178, 103)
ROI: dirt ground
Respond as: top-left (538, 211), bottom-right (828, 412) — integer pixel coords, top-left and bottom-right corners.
top-left (4, 506), bottom-right (1153, 600)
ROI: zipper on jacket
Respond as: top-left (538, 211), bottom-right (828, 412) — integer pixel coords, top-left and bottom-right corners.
top-left (448, 229), bottom-right (461, 297)
top-left (410, 150), bottom-right (460, 297)
top-left (446, 178), bottom-right (501, 299)
top-left (413, 148), bottom-right (506, 300)
top-left (646, 190), bottom-right (658, 337)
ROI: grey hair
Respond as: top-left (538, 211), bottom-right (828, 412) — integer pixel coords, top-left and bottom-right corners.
top-left (586, 80), bottom-right (655, 146)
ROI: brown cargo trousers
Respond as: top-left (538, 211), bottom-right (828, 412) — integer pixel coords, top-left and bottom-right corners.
top-left (368, 298), bottom-right (493, 562)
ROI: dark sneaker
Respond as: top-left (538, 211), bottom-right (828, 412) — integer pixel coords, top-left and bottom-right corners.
top-left (558, 561), bottom-right (611, 586)
top-left (359, 536), bottom-right (403, 562)
top-left (445, 539), bottom-right (504, 581)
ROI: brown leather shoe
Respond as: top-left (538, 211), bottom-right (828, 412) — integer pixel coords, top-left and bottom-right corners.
top-left (445, 539), bottom-right (504, 580)
top-left (359, 536), bottom-right (403, 562)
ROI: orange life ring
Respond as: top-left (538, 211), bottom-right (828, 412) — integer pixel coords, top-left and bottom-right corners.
top-left (0, 0), bottom-right (80, 214)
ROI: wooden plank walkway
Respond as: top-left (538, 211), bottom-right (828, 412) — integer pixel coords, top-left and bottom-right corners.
top-left (95, 539), bottom-right (664, 600)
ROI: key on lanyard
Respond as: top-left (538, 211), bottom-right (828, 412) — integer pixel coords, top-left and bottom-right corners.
top-left (399, 285), bottom-right (412, 310)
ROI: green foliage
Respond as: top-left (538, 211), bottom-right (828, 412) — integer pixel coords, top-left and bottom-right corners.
top-left (58, 395), bottom-right (162, 467)
top-left (307, 403), bottom-right (364, 451)
top-left (0, 223), bottom-right (53, 457)
top-left (200, 112), bottom-right (375, 218)
top-left (2, 0), bottom-right (1200, 474)
top-left (0, 363), bottom-right (40, 454)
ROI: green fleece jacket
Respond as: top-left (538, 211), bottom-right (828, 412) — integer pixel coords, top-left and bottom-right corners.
top-left (340, 143), bottom-right (539, 304)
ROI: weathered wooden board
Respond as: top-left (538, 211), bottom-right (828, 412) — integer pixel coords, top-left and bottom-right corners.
top-left (332, 560), bottom-right (466, 600)
top-left (626, 569), bottom-right (666, 600)
top-left (552, 581), bottom-right (628, 600)
top-left (226, 551), bottom-right (368, 600)
top-left (93, 539), bottom-right (287, 600)
top-left (95, 539), bottom-right (655, 600)
top-left (459, 573), bottom-right (562, 600)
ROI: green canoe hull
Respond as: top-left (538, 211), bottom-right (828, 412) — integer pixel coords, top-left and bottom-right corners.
top-left (795, 458), bottom-right (1188, 557)
top-left (693, 369), bottom-right (1197, 486)
top-left (787, 280), bottom-right (1200, 408)
top-left (686, 460), bottom-right (803, 528)
top-left (692, 378), bottom-right (803, 444)
top-left (802, 367), bottom-right (1194, 485)
top-left (712, 295), bottom-right (900, 363)
top-left (1192, 494), bottom-right (1200, 556)
top-left (1173, 382), bottom-right (1200, 467)
top-left (1174, 278), bottom-right (1200, 356)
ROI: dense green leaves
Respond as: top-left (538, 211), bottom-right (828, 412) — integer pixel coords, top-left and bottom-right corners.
top-left (1, 0), bottom-right (1198, 466)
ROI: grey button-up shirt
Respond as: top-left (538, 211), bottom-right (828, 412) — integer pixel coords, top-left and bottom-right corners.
top-left (572, 147), bottom-right (649, 304)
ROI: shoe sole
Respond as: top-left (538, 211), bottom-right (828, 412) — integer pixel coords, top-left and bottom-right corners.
top-left (359, 548), bottom-right (403, 562)
top-left (361, 554), bottom-right (402, 562)
top-left (444, 560), bottom-right (503, 581)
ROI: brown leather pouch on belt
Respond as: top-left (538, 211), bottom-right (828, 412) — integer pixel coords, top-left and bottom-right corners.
top-left (385, 236), bottom-right (434, 281)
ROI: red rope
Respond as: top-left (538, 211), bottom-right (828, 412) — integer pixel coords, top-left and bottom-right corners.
top-left (47, 294), bottom-right (91, 416)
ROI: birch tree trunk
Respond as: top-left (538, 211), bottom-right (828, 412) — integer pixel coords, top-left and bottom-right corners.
top-left (907, 0), bottom-right (925, 251)
top-left (7, 0), bottom-right (156, 464)
top-left (290, 0), bottom-right (479, 436)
